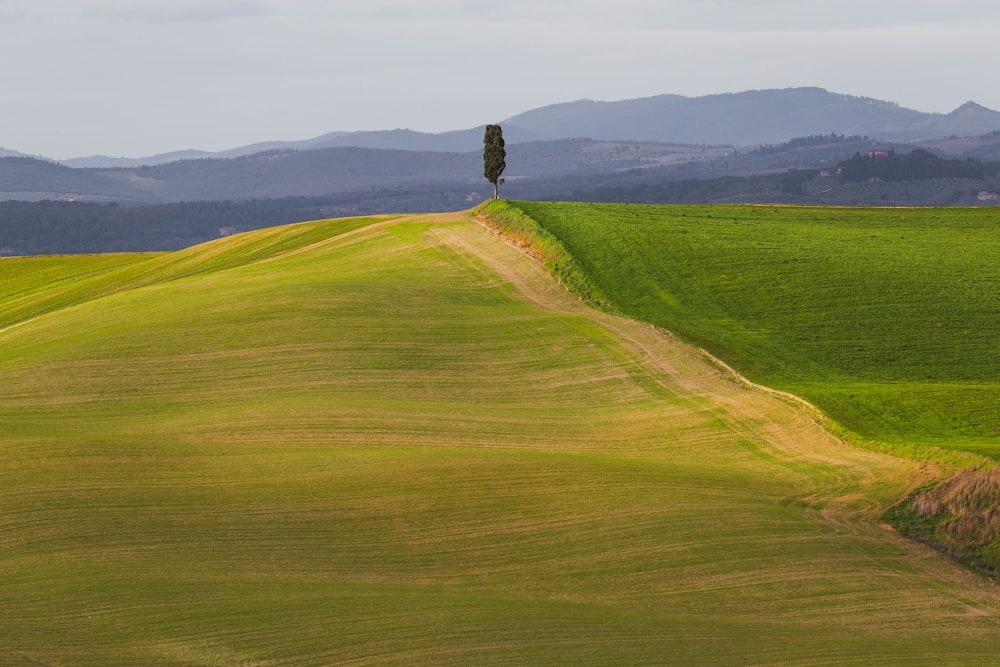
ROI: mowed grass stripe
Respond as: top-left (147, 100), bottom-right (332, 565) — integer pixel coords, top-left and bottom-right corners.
top-left (2, 212), bottom-right (1000, 664)
top-left (0, 215), bottom-right (386, 334)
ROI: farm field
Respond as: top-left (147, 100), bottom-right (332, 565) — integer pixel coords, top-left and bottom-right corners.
top-left (2, 211), bottom-right (1000, 664)
top-left (504, 200), bottom-right (1000, 461)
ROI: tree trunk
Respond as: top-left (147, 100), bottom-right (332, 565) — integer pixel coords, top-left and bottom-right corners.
top-left (492, 182), bottom-right (499, 199)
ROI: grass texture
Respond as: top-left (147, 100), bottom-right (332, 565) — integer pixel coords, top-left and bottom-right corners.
top-left (505, 200), bottom-right (1000, 461)
top-left (2, 212), bottom-right (1000, 664)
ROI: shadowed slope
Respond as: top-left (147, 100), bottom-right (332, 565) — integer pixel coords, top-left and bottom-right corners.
top-left (1, 212), bottom-right (999, 665)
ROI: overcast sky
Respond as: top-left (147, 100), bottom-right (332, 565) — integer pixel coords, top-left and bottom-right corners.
top-left (2, 0), bottom-right (998, 159)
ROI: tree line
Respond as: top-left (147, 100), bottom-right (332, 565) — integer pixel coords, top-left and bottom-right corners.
top-left (750, 133), bottom-right (872, 156)
top-left (838, 149), bottom-right (984, 183)
top-left (0, 199), bottom-right (325, 256)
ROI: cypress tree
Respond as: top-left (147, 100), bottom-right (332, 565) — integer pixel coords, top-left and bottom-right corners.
top-left (483, 124), bottom-right (506, 199)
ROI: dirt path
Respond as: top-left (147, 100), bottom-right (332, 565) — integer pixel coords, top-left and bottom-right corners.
top-left (416, 211), bottom-right (1000, 614)
top-left (436, 214), bottom-right (936, 522)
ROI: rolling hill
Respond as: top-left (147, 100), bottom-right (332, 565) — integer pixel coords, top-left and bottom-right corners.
top-left (484, 199), bottom-right (1000, 572)
top-left (3, 210), bottom-right (1000, 664)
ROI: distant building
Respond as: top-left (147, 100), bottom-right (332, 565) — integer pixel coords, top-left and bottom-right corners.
top-left (867, 149), bottom-right (890, 158)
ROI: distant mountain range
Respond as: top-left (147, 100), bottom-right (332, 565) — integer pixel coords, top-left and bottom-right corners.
top-left (501, 88), bottom-right (1000, 146)
top-left (6, 85), bottom-right (1000, 256)
top-left (3, 87), bottom-right (1000, 209)
top-left (49, 87), bottom-right (1000, 168)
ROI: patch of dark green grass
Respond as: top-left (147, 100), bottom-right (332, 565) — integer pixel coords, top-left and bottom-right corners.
top-left (504, 200), bottom-right (1000, 460)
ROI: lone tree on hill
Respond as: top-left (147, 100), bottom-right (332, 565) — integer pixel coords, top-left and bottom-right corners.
top-left (483, 124), bottom-right (506, 199)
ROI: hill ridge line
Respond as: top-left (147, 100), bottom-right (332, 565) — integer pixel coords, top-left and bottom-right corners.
top-left (460, 210), bottom-right (939, 517)
top-left (469, 204), bottom-right (987, 485)
top-left (466, 211), bottom-right (829, 425)
top-left (470, 205), bottom-right (823, 411)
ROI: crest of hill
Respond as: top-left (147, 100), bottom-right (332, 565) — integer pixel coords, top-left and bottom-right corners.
top-left (502, 87), bottom-right (1000, 145)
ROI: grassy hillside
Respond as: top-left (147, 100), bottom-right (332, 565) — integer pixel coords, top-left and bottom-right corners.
top-left (3, 212), bottom-right (1000, 664)
top-left (501, 200), bottom-right (1000, 462)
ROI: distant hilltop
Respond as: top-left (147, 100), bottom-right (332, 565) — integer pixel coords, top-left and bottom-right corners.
top-left (4, 86), bottom-right (1000, 211)
top-left (49, 87), bottom-right (1000, 168)
top-left (500, 87), bottom-right (1000, 147)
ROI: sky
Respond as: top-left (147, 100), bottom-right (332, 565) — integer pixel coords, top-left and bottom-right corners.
top-left (2, 0), bottom-right (998, 159)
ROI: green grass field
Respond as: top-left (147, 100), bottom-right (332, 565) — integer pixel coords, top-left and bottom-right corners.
top-left (3, 211), bottom-right (1000, 664)
top-left (502, 200), bottom-right (1000, 461)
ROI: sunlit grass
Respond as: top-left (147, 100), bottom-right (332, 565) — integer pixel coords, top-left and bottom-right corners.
top-left (3, 211), bottom-right (1000, 664)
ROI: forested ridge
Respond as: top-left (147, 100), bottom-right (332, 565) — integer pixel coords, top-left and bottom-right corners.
top-left (0, 199), bottom-right (328, 255)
